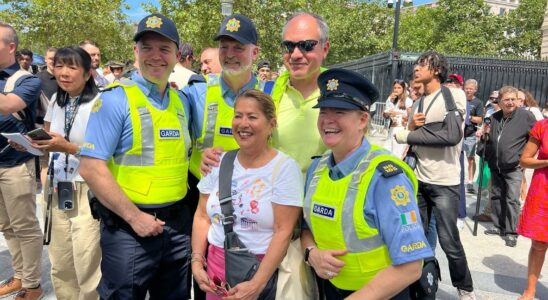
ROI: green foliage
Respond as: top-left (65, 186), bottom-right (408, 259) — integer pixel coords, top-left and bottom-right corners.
top-left (501, 0), bottom-right (547, 57)
top-left (0, 0), bottom-right (134, 63)
top-left (157, 0), bottom-right (394, 68)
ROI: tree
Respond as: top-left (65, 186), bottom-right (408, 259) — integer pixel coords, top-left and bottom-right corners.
top-left (0, 0), bottom-right (134, 63)
top-left (153, 0), bottom-right (393, 68)
top-left (502, 0), bottom-right (547, 57)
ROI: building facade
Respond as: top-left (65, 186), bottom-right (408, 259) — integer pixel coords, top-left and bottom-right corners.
top-left (542, 3), bottom-right (548, 59)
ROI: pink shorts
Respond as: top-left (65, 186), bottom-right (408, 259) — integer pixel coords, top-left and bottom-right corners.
top-left (205, 244), bottom-right (265, 300)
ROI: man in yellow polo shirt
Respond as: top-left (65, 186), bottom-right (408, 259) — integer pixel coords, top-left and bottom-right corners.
top-left (201, 12), bottom-right (330, 174)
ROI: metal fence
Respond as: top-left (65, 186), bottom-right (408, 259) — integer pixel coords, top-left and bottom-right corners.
top-left (331, 51), bottom-right (548, 108)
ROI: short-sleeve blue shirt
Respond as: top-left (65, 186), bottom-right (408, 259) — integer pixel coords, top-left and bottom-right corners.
top-left (181, 73), bottom-right (258, 140)
top-left (305, 139), bottom-right (433, 265)
top-left (0, 62), bottom-right (41, 166)
top-left (81, 72), bottom-right (190, 161)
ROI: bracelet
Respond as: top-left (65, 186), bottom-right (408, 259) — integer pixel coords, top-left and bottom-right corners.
top-left (191, 257), bottom-right (207, 268)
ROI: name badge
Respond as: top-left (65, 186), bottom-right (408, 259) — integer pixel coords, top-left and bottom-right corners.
top-left (312, 203), bottom-right (336, 220)
top-left (219, 126), bottom-right (233, 136)
top-left (159, 129), bottom-right (181, 139)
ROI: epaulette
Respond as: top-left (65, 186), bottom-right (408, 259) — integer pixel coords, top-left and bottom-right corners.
top-left (100, 79), bottom-right (136, 92)
top-left (376, 161), bottom-right (403, 177)
top-left (188, 74), bottom-right (206, 85)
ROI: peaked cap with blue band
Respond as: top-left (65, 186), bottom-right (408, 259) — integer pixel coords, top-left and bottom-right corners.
top-left (314, 68), bottom-right (380, 111)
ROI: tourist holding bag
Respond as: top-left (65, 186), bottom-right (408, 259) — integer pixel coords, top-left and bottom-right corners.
top-left (191, 90), bottom-right (304, 300)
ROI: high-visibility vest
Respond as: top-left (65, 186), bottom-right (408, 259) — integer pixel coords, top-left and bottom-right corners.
top-left (188, 74), bottom-right (261, 178)
top-left (106, 81), bottom-right (191, 205)
top-left (303, 145), bottom-right (418, 291)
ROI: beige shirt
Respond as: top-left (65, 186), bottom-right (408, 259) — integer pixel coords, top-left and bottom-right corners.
top-left (409, 87), bottom-right (466, 186)
top-left (169, 64), bottom-right (195, 90)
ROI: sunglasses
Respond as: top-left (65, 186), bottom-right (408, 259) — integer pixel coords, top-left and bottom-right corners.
top-left (281, 40), bottom-right (319, 53)
top-left (212, 275), bottom-right (230, 297)
top-left (489, 97), bottom-right (498, 102)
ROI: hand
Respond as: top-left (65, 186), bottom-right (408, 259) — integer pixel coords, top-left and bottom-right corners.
top-left (308, 248), bottom-right (347, 280)
top-left (29, 131), bottom-right (70, 153)
top-left (409, 113), bottom-right (425, 130)
top-left (200, 146), bottom-right (223, 176)
top-left (483, 124), bottom-right (491, 135)
top-left (224, 280), bottom-right (264, 300)
top-left (8, 140), bottom-right (27, 152)
top-left (191, 263), bottom-right (216, 295)
top-left (127, 211), bottom-right (165, 237)
top-left (394, 129), bottom-right (410, 144)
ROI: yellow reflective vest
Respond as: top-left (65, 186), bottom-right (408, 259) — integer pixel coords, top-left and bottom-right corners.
top-left (106, 81), bottom-right (191, 205)
top-left (189, 74), bottom-right (260, 178)
top-left (303, 145), bottom-right (418, 291)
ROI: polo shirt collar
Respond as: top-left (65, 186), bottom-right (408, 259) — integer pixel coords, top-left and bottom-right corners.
top-left (0, 62), bottom-right (20, 78)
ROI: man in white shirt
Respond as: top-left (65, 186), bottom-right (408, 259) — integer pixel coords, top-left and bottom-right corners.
top-left (169, 42), bottom-right (196, 90)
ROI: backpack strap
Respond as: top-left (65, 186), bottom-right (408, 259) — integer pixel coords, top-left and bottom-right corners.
top-left (219, 150), bottom-right (239, 235)
top-left (441, 86), bottom-right (458, 112)
top-left (4, 70), bottom-right (36, 131)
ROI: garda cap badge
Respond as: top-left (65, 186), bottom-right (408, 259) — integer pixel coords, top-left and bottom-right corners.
top-left (145, 16), bottom-right (163, 29)
top-left (391, 185), bottom-right (410, 206)
top-left (226, 18), bottom-right (240, 32)
top-left (326, 79), bottom-right (339, 91)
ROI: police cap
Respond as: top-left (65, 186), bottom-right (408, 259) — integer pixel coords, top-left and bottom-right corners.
top-left (134, 14), bottom-right (180, 48)
top-left (314, 69), bottom-right (379, 111)
top-left (214, 14), bottom-right (258, 45)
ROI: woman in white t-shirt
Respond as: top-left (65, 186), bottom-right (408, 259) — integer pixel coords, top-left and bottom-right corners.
top-left (383, 79), bottom-right (413, 158)
top-left (191, 90), bottom-right (303, 299)
top-left (27, 46), bottom-right (101, 300)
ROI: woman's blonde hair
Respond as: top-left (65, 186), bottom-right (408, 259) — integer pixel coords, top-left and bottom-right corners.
top-left (235, 89), bottom-right (277, 123)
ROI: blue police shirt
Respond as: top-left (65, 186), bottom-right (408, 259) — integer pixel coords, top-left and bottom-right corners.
top-left (181, 73), bottom-right (258, 140)
top-left (0, 62), bottom-right (40, 167)
top-left (81, 72), bottom-right (190, 160)
top-left (305, 138), bottom-right (433, 265)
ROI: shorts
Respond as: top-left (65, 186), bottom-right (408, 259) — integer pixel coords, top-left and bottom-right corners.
top-left (463, 136), bottom-right (477, 158)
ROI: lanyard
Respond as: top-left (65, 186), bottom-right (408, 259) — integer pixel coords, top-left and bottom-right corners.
top-left (64, 95), bottom-right (80, 142)
top-left (63, 94), bottom-right (80, 179)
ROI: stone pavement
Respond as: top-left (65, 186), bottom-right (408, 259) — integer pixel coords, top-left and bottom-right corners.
top-left (1, 191), bottom-right (546, 300)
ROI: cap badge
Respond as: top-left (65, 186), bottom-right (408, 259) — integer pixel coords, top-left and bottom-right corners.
top-left (226, 18), bottom-right (240, 32)
top-left (326, 79), bottom-right (339, 91)
top-left (145, 16), bottom-right (163, 29)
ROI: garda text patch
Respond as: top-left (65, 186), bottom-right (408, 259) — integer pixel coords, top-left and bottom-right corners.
top-left (219, 126), bottom-right (233, 136)
top-left (400, 241), bottom-right (427, 253)
top-left (377, 161), bottom-right (403, 177)
top-left (159, 129), bottom-right (180, 139)
top-left (312, 203), bottom-right (336, 220)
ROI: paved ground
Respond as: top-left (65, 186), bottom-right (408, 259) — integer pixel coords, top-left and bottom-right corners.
top-left (1, 178), bottom-right (546, 299)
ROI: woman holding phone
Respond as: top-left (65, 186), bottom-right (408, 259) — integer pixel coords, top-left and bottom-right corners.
top-left (24, 46), bottom-right (101, 300)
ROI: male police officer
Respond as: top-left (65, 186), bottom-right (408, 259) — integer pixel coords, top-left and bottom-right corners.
top-left (80, 14), bottom-right (192, 299)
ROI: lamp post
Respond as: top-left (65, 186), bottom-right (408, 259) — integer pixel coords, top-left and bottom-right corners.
top-left (221, 0), bottom-right (234, 17)
top-left (389, 0), bottom-right (402, 80)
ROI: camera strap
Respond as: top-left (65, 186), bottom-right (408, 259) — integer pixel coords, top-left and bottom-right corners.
top-left (43, 158), bottom-right (55, 245)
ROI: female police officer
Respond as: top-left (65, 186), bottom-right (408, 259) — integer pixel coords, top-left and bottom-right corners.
top-left (300, 69), bottom-right (433, 299)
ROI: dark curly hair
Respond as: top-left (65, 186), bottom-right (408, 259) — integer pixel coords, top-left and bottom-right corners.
top-left (414, 51), bottom-right (448, 83)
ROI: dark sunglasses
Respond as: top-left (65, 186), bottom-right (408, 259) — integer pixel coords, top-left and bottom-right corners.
top-left (281, 40), bottom-right (319, 53)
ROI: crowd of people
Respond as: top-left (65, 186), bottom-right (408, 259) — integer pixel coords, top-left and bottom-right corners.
top-left (0, 9), bottom-right (546, 300)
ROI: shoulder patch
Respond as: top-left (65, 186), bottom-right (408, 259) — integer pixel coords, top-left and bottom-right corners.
top-left (376, 161), bottom-right (403, 177)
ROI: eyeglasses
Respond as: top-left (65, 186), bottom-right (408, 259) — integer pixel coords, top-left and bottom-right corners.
top-left (212, 276), bottom-right (230, 297)
top-left (281, 40), bottom-right (319, 54)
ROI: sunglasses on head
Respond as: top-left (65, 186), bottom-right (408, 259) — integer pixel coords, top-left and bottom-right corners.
top-left (281, 40), bottom-right (319, 53)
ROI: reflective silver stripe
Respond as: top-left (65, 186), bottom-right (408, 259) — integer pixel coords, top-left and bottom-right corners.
top-left (303, 155), bottom-right (330, 235)
top-left (177, 109), bottom-right (191, 159)
top-left (343, 150), bottom-right (385, 252)
top-left (114, 106), bottom-right (155, 166)
top-left (200, 102), bottom-right (218, 150)
top-left (304, 149), bottom-right (388, 252)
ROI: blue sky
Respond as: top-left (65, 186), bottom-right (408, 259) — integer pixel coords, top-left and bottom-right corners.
top-left (123, 0), bottom-right (436, 21)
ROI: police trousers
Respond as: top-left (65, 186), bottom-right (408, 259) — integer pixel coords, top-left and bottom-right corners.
top-left (321, 278), bottom-right (410, 299)
top-left (97, 202), bottom-right (192, 300)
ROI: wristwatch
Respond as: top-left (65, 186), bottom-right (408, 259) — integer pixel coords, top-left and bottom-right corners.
top-left (304, 246), bottom-right (316, 266)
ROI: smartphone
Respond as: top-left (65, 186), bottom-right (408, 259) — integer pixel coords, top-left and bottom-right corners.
top-left (57, 181), bottom-right (74, 210)
top-left (27, 128), bottom-right (52, 140)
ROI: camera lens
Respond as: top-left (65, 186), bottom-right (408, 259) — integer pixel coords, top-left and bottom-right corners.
top-left (483, 117), bottom-right (491, 125)
top-left (64, 201), bottom-right (73, 210)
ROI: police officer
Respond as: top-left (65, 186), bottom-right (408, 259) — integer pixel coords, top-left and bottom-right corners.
top-left (182, 14), bottom-right (266, 180)
top-left (79, 14), bottom-right (192, 299)
top-left (300, 69), bottom-right (433, 300)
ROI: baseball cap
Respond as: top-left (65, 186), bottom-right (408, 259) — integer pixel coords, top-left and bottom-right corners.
top-left (134, 14), bottom-right (180, 48)
top-left (214, 14), bottom-right (258, 45)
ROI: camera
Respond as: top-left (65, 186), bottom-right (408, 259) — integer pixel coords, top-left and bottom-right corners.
top-left (57, 181), bottom-right (74, 210)
top-left (483, 117), bottom-right (491, 125)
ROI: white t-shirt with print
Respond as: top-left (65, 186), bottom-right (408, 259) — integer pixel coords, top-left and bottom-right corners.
top-left (44, 93), bottom-right (97, 182)
top-left (197, 150), bottom-right (303, 254)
